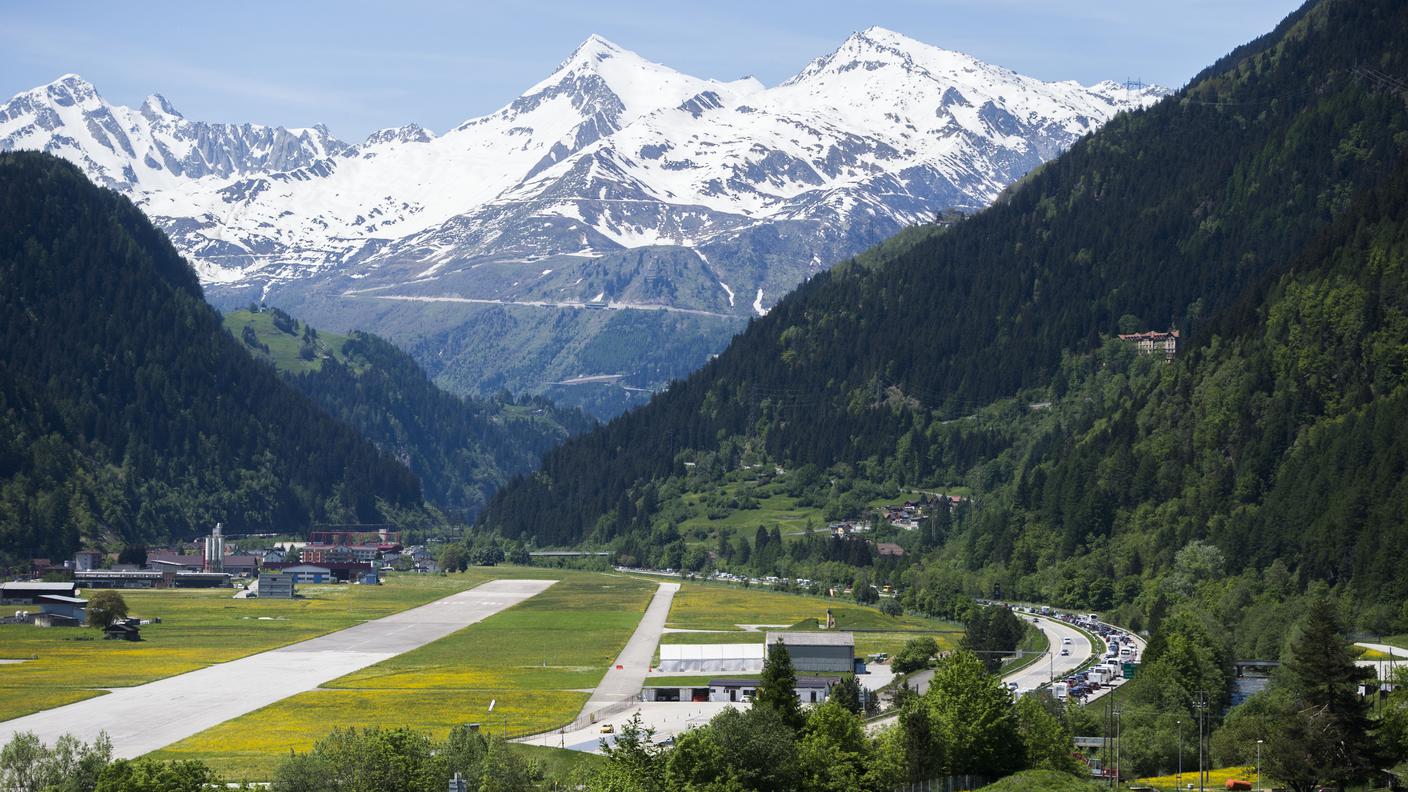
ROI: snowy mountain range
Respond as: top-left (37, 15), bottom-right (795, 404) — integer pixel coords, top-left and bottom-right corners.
top-left (1, 28), bottom-right (1165, 417)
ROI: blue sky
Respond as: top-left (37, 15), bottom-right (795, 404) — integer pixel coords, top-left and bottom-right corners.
top-left (2, 0), bottom-right (1304, 140)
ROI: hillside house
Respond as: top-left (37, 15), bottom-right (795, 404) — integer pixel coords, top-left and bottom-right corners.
top-left (1117, 329), bottom-right (1179, 359)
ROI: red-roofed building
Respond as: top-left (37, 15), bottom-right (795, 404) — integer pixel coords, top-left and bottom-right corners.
top-left (1117, 329), bottom-right (1179, 359)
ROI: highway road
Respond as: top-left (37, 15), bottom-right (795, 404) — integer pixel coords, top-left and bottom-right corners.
top-left (1083, 624), bottom-right (1146, 703)
top-left (0, 579), bottom-right (556, 757)
top-left (1356, 641), bottom-right (1408, 681)
top-left (1006, 615), bottom-right (1095, 692)
top-left (867, 613), bottom-right (1096, 731)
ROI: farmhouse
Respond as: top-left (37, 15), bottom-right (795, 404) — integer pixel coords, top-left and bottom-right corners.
top-left (766, 632), bottom-right (856, 673)
top-left (104, 620), bottom-right (141, 641)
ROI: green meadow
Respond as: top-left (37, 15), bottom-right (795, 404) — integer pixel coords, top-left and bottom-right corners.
top-left (0, 572), bottom-right (493, 722)
top-left (150, 570), bottom-right (656, 778)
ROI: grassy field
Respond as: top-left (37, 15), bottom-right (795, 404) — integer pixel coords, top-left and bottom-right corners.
top-left (151, 570), bottom-right (656, 779)
top-left (147, 688), bottom-right (590, 779)
top-left (506, 743), bottom-right (602, 780)
top-left (0, 572), bottom-right (494, 722)
top-left (975, 770), bottom-right (1101, 791)
top-left (1137, 765), bottom-right (1256, 790)
top-left (222, 309), bottom-right (355, 375)
top-left (658, 581), bottom-right (962, 658)
top-left (670, 476), bottom-right (953, 546)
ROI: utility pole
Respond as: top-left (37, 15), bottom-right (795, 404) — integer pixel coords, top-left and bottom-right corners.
top-left (1194, 691), bottom-right (1209, 792)
top-left (1114, 709), bottom-right (1122, 787)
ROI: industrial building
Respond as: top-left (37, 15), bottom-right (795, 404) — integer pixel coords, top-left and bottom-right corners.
top-left (261, 561), bottom-right (370, 582)
top-left (203, 523), bottom-right (225, 572)
top-left (765, 632), bottom-right (857, 673)
top-left (73, 569), bottom-right (230, 589)
top-left (256, 573), bottom-right (296, 599)
top-left (642, 677), bottom-right (836, 704)
top-left (278, 564), bottom-right (334, 583)
top-left (32, 594), bottom-right (88, 627)
top-left (75, 570), bottom-right (164, 588)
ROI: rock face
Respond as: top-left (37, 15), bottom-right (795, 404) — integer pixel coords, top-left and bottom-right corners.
top-left (1, 30), bottom-right (1164, 417)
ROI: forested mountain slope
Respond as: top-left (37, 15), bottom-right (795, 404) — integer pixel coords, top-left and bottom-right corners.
top-left (0, 152), bottom-right (429, 562)
top-left (224, 308), bottom-right (591, 520)
top-left (478, 0), bottom-right (1408, 610)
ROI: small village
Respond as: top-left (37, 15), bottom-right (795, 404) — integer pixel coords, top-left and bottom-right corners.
top-left (2, 525), bottom-right (444, 631)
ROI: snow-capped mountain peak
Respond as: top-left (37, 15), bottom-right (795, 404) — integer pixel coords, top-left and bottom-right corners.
top-left (140, 93), bottom-right (183, 121)
top-left (1, 31), bottom-right (1167, 321)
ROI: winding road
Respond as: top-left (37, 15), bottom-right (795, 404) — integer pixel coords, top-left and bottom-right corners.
top-left (346, 292), bottom-right (740, 320)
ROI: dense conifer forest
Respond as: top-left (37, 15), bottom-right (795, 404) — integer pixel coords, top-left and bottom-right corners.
top-left (225, 308), bottom-right (592, 520)
top-left (0, 153), bottom-right (430, 562)
top-left (479, 0), bottom-right (1408, 617)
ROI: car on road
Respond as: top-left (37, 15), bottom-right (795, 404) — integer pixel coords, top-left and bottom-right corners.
top-left (1060, 648), bottom-right (1070, 656)
top-left (599, 724), bottom-right (614, 734)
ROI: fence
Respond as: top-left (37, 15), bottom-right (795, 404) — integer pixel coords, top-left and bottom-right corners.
top-left (561, 698), bottom-right (641, 733)
top-left (893, 776), bottom-right (991, 792)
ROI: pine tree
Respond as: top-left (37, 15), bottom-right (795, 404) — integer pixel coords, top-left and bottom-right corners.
top-left (757, 638), bottom-right (803, 730)
top-left (832, 674), bottom-right (862, 714)
top-left (1269, 593), bottom-right (1380, 790)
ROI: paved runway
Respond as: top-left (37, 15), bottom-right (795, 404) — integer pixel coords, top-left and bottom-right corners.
top-left (0, 578), bottom-right (555, 757)
top-left (517, 580), bottom-right (678, 751)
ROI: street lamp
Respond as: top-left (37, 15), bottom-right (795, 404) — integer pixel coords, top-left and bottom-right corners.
top-left (1256, 739), bottom-right (1263, 791)
top-left (1176, 720), bottom-right (1182, 790)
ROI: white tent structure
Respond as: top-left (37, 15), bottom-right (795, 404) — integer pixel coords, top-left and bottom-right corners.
top-left (657, 643), bottom-right (765, 673)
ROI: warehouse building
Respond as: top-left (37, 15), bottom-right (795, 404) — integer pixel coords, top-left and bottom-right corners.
top-left (641, 676), bottom-right (836, 704)
top-left (0, 581), bottom-right (79, 604)
top-left (657, 642), bottom-right (765, 673)
top-left (765, 632), bottom-right (856, 673)
top-left (34, 594), bottom-right (88, 626)
top-left (75, 569), bottom-right (164, 589)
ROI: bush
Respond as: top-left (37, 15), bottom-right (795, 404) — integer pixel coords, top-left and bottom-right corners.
top-left (892, 636), bottom-right (940, 674)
